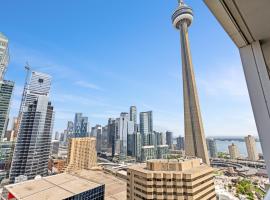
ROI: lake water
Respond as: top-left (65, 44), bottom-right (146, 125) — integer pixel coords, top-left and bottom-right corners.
top-left (215, 140), bottom-right (262, 157)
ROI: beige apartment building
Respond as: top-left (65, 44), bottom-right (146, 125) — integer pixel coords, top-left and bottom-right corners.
top-left (228, 143), bottom-right (240, 159)
top-left (127, 158), bottom-right (216, 200)
top-left (66, 137), bottom-right (97, 172)
top-left (245, 135), bottom-right (259, 161)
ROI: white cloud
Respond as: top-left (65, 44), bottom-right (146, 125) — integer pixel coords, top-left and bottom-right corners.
top-left (75, 81), bottom-right (103, 91)
top-left (198, 66), bottom-right (249, 98)
top-left (53, 93), bottom-right (109, 107)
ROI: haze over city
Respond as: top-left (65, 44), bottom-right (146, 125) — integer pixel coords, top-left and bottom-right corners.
top-left (2, 0), bottom-right (257, 137)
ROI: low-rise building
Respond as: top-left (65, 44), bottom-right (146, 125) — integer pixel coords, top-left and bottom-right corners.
top-left (1, 173), bottom-right (105, 200)
top-left (127, 158), bottom-right (216, 200)
top-left (66, 137), bottom-right (97, 172)
top-left (141, 145), bottom-right (156, 162)
top-left (156, 145), bottom-right (169, 159)
top-left (48, 159), bottom-right (66, 174)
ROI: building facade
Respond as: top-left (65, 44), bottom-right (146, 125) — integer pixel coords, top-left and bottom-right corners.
top-left (0, 33), bottom-right (14, 141)
top-left (156, 145), bottom-right (169, 159)
top-left (91, 125), bottom-right (102, 153)
top-left (207, 138), bottom-right (217, 158)
top-left (51, 140), bottom-right (60, 156)
top-left (108, 118), bottom-right (119, 157)
top-left (245, 135), bottom-right (259, 161)
top-left (0, 32), bottom-right (9, 81)
top-left (127, 159), bottom-right (216, 200)
top-left (141, 146), bottom-right (156, 162)
top-left (21, 71), bottom-right (51, 114)
top-left (66, 137), bottom-right (97, 172)
top-left (130, 106), bottom-right (137, 130)
top-left (0, 80), bottom-right (14, 140)
top-left (166, 131), bottom-right (173, 149)
top-left (134, 132), bottom-right (142, 161)
top-left (228, 143), bottom-right (240, 159)
top-left (140, 111), bottom-right (153, 145)
top-left (10, 96), bottom-right (54, 183)
top-left (74, 113), bottom-right (89, 138)
top-left (155, 131), bottom-right (166, 146)
top-left (176, 136), bottom-right (185, 150)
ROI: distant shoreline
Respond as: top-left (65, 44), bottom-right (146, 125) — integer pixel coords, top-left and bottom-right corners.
top-left (209, 136), bottom-right (260, 142)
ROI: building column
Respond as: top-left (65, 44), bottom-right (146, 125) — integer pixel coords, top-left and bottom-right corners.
top-left (240, 41), bottom-right (270, 178)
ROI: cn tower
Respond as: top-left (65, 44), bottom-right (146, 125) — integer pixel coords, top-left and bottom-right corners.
top-left (172, 0), bottom-right (210, 165)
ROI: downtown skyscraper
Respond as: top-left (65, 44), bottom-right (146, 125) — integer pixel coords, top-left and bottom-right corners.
top-left (10, 72), bottom-right (54, 183)
top-left (245, 135), bottom-right (259, 161)
top-left (172, 0), bottom-right (209, 164)
top-left (140, 111), bottom-right (153, 146)
top-left (74, 113), bottom-right (89, 138)
top-left (0, 33), bottom-right (9, 81)
top-left (130, 106), bottom-right (137, 130)
top-left (0, 33), bottom-right (14, 140)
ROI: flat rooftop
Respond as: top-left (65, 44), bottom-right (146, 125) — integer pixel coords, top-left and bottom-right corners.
top-left (128, 158), bottom-right (213, 176)
top-left (71, 170), bottom-right (126, 200)
top-left (4, 173), bottom-right (102, 200)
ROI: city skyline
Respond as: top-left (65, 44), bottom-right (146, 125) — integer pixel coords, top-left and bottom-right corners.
top-left (2, 0), bottom-right (257, 137)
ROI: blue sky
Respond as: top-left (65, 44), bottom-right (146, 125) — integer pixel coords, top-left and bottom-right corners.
top-left (2, 0), bottom-right (257, 137)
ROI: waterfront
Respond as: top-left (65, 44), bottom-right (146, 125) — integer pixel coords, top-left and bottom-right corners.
top-left (216, 140), bottom-right (262, 157)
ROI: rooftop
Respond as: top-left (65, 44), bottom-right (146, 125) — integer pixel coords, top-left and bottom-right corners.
top-left (128, 158), bottom-right (213, 176)
top-left (69, 170), bottom-right (126, 200)
top-left (4, 173), bottom-right (102, 200)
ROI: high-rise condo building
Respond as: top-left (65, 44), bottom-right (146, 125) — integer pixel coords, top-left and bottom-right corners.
top-left (21, 71), bottom-right (51, 113)
top-left (74, 113), bottom-right (89, 138)
top-left (0, 32), bottom-right (9, 81)
top-left (0, 81), bottom-right (14, 140)
top-left (140, 111), bottom-right (153, 145)
top-left (66, 120), bottom-right (74, 136)
top-left (228, 143), bottom-right (240, 159)
top-left (119, 112), bottom-right (134, 160)
top-left (10, 95), bottom-right (54, 183)
top-left (154, 131), bottom-right (166, 146)
top-left (101, 125), bottom-right (108, 151)
top-left (66, 137), bottom-right (97, 172)
top-left (147, 132), bottom-right (156, 146)
top-left (0, 33), bottom-right (14, 141)
top-left (207, 138), bottom-right (217, 158)
top-left (172, 0), bottom-right (210, 165)
top-left (245, 135), bottom-right (259, 161)
top-left (134, 132), bottom-right (142, 161)
top-left (91, 125), bottom-right (102, 153)
top-left (176, 135), bottom-right (185, 150)
top-left (10, 71), bottom-right (54, 183)
top-left (108, 118), bottom-right (119, 157)
top-left (127, 158), bottom-right (216, 200)
top-left (130, 106), bottom-right (137, 130)
top-left (166, 131), bottom-right (173, 149)
top-left (127, 133), bottom-right (135, 157)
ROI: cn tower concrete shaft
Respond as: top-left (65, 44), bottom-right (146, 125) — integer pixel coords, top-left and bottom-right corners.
top-left (172, 1), bottom-right (210, 165)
